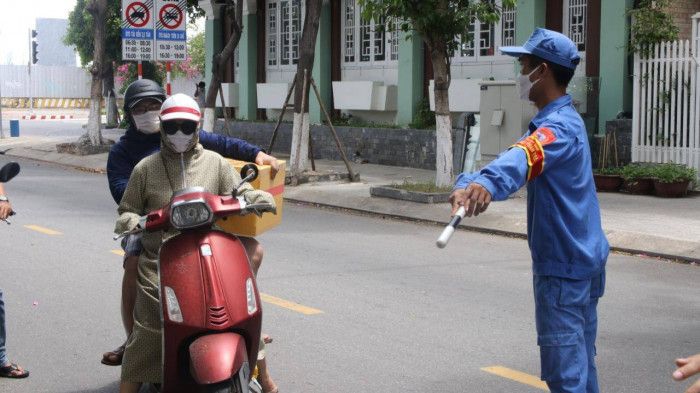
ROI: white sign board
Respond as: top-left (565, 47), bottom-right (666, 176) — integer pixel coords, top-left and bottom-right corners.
top-left (121, 0), bottom-right (155, 61)
top-left (155, 0), bottom-right (187, 61)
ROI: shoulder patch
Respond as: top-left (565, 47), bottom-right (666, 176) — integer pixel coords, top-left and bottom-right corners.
top-left (533, 127), bottom-right (557, 146)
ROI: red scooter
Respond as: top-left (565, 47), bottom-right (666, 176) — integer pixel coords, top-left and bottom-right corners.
top-left (116, 164), bottom-right (274, 393)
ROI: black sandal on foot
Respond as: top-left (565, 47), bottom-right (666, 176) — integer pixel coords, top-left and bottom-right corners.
top-left (0, 363), bottom-right (29, 379)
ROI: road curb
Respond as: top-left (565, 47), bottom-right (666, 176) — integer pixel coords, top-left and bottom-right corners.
top-left (4, 152), bottom-right (107, 174)
top-left (285, 198), bottom-right (700, 265)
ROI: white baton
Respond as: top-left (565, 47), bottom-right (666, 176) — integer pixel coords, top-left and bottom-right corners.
top-left (436, 206), bottom-right (466, 248)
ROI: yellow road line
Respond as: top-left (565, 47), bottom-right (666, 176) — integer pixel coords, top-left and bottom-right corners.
top-left (111, 249), bottom-right (125, 256)
top-left (260, 293), bottom-right (323, 315)
top-left (481, 366), bottom-right (549, 391)
top-left (24, 225), bottom-right (62, 236)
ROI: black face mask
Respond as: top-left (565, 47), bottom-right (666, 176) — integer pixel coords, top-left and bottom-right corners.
top-left (161, 120), bottom-right (198, 135)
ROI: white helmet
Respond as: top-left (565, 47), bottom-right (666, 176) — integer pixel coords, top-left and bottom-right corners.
top-left (160, 93), bottom-right (201, 123)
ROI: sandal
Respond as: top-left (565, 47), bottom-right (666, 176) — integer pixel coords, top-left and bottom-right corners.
top-left (0, 362), bottom-right (29, 379)
top-left (101, 344), bottom-right (125, 366)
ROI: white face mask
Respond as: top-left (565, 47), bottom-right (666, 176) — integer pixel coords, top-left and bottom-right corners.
top-left (132, 111), bottom-right (161, 134)
top-left (167, 131), bottom-right (194, 153)
top-left (517, 65), bottom-right (542, 101)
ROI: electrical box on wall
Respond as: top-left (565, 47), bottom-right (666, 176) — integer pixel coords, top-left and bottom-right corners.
top-left (478, 81), bottom-right (536, 166)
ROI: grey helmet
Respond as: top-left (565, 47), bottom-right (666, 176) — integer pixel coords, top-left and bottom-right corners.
top-left (123, 79), bottom-right (166, 114)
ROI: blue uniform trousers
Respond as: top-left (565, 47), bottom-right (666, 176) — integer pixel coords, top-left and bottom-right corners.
top-left (534, 271), bottom-right (605, 393)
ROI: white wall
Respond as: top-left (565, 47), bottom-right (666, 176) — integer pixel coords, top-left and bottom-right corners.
top-left (0, 65), bottom-right (90, 98)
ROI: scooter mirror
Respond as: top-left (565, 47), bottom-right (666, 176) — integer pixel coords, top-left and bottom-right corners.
top-left (240, 164), bottom-right (258, 183)
top-left (0, 162), bottom-right (20, 183)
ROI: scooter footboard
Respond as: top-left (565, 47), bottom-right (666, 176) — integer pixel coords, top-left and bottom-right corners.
top-left (189, 332), bottom-right (250, 385)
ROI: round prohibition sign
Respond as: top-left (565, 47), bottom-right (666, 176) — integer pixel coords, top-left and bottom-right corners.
top-left (126, 2), bottom-right (150, 28)
top-left (159, 4), bottom-right (183, 29)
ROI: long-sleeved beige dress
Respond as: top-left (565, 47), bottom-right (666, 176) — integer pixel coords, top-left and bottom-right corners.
top-left (115, 142), bottom-right (274, 384)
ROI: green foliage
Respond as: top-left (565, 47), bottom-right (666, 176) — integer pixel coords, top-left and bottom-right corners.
top-left (620, 163), bottom-right (655, 180)
top-left (594, 167), bottom-right (623, 176)
top-left (409, 98), bottom-right (436, 130)
top-left (116, 62), bottom-right (165, 95)
top-left (629, 0), bottom-right (679, 57)
top-left (651, 163), bottom-right (697, 184)
top-left (358, 0), bottom-right (517, 57)
top-left (333, 114), bottom-right (400, 129)
top-left (64, 0), bottom-right (122, 65)
top-left (188, 32), bottom-right (206, 76)
top-left (391, 180), bottom-right (453, 193)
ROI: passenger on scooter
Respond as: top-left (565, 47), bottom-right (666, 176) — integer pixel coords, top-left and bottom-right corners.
top-left (106, 79), bottom-right (278, 393)
top-left (115, 94), bottom-right (275, 393)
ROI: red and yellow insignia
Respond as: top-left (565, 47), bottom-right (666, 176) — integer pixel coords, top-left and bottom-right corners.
top-left (511, 127), bottom-right (556, 181)
top-left (533, 127), bottom-right (556, 146)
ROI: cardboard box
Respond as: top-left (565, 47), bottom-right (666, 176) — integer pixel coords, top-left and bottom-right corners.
top-left (216, 159), bottom-right (285, 237)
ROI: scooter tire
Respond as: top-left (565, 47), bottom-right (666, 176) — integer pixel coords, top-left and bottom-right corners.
top-left (202, 378), bottom-right (244, 393)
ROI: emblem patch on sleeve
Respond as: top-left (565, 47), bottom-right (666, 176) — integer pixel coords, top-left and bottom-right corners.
top-left (533, 127), bottom-right (557, 146)
top-left (511, 131), bottom-right (552, 181)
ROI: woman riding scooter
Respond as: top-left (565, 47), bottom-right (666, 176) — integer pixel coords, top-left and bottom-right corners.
top-left (115, 94), bottom-right (275, 393)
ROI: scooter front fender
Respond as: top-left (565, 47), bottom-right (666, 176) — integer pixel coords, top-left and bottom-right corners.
top-left (189, 332), bottom-right (249, 385)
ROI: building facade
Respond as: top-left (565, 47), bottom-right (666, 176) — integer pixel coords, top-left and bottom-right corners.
top-left (35, 18), bottom-right (78, 67)
top-left (201, 0), bottom-right (635, 134)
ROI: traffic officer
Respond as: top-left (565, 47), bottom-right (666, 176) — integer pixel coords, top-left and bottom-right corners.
top-left (449, 28), bottom-right (609, 393)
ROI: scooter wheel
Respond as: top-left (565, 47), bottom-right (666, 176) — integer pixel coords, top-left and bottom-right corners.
top-left (203, 378), bottom-right (244, 393)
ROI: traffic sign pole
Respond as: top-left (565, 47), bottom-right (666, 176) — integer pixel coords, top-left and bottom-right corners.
top-left (166, 61), bottom-right (172, 95)
top-left (138, 61), bottom-right (143, 80)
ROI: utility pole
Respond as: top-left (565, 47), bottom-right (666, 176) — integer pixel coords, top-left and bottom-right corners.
top-left (28, 28), bottom-right (33, 114)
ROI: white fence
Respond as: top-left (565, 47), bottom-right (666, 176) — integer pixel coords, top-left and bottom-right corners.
top-left (0, 65), bottom-right (92, 98)
top-left (632, 14), bottom-right (700, 173)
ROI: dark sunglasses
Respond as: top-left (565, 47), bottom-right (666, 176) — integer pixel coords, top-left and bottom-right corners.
top-left (162, 120), bottom-right (198, 135)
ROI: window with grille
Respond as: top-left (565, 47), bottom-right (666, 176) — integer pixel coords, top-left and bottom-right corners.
top-left (342, 0), bottom-right (397, 65)
top-left (267, 2), bottom-right (277, 66)
top-left (501, 5), bottom-right (516, 47)
top-left (343, 0), bottom-right (355, 62)
top-left (564, 0), bottom-right (587, 52)
top-left (389, 21), bottom-right (399, 61)
top-left (266, 0), bottom-right (304, 68)
top-left (454, 0), bottom-right (515, 62)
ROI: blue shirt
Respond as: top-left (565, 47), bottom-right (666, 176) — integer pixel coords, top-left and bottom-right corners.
top-left (454, 95), bottom-right (608, 279)
top-left (107, 127), bottom-right (262, 204)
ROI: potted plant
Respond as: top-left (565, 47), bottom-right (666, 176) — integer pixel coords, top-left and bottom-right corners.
top-left (620, 163), bottom-right (655, 195)
top-left (593, 167), bottom-right (623, 192)
top-left (651, 163), bottom-right (697, 198)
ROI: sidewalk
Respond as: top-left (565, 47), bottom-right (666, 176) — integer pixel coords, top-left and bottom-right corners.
top-left (2, 132), bottom-right (699, 262)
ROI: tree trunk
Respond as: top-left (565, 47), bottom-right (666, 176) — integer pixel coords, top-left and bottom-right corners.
top-left (203, 0), bottom-right (243, 134)
top-left (83, 0), bottom-right (107, 146)
top-left (103, 61), bottom-right (118, 128)
top-left (289, 0), bottom-right (323, 176)
top-left (429, 42), bottom-right (453, 187)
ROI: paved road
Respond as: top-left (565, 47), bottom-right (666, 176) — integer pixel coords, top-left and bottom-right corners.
top-left (1, 118), bottom-right (88, 138)
top-left (0, 157), bottom-right (698, 393)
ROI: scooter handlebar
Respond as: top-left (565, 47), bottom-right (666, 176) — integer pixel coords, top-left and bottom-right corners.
top-left (436, 206), bottom-right (466, 249)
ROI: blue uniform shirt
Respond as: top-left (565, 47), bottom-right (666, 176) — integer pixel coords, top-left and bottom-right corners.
top-left (454, 94), bottom-right (609, 279)
top-left (107, 126), bottom-right (262, 204)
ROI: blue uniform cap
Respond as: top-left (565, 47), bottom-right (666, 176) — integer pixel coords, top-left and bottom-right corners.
top-left (500, 28), bottom-right (580, 70)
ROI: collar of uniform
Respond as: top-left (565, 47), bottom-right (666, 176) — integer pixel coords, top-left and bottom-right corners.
top-left (528, 94), bottom-right (573, 133)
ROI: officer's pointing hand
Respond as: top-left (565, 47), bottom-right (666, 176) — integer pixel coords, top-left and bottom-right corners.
top-left (673, 353), bottom-right (700, 393)
top-left (449, 183), bottom-right (492, 217)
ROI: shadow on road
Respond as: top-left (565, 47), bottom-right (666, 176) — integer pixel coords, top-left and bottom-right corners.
top-left (62, 381), bottom-right (120, 393)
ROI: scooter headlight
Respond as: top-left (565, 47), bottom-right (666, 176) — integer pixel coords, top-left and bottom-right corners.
top-left (246, 278), bottom-right (258, 315)
top-left (170, 199), bottom-right (212, 229)
top-left (164, 286), bottom-right (183, 323)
